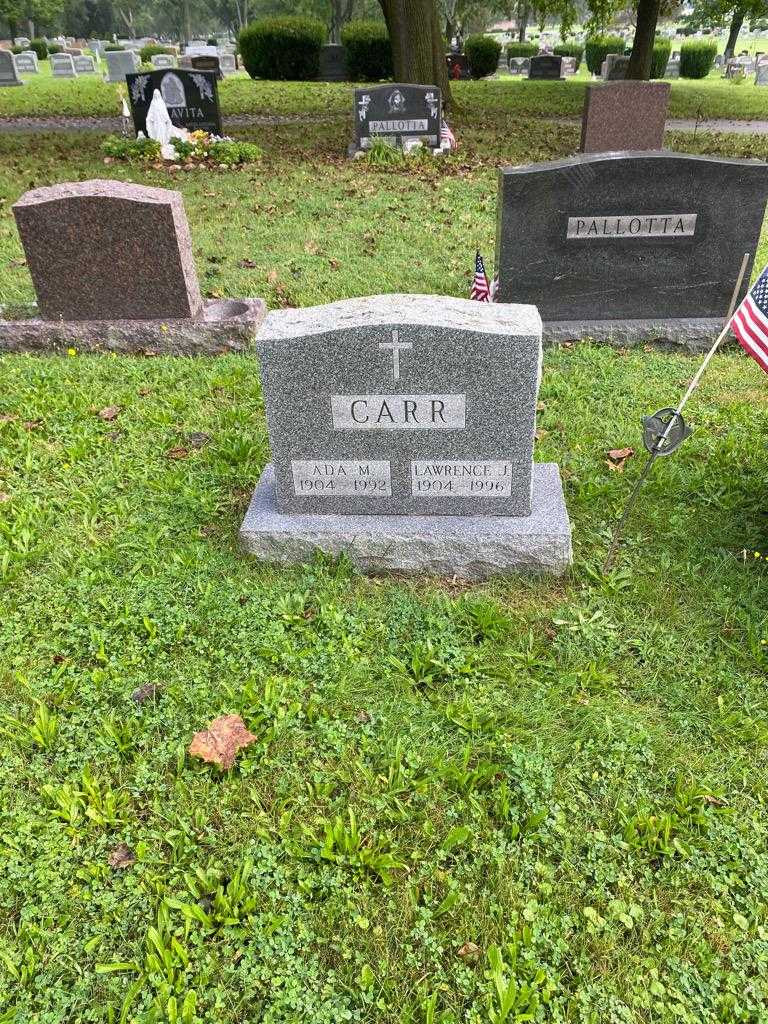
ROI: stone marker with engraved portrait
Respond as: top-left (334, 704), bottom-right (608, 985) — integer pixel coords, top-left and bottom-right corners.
top-left (352, 83), bottom-right (442, 153)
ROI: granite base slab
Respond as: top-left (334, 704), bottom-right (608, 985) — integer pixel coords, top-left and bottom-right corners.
top-left (542, 317), bottom-right (728, 351)
top-left (0, 297), bottom-right (266, 355)
top-left (239, 463), bottom-right (572, 580)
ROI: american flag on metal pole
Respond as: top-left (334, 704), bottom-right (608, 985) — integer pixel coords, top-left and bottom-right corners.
top-left (470, 251), bottom-right (490, 302)
top-left (730, 264), bottom-right (768, 373)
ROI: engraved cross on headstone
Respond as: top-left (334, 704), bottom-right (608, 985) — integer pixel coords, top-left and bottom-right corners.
top-left (378, 329), bottom-right (413, 381)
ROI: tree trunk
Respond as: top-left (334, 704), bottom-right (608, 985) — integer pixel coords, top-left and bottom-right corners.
top-left (517, 7), bottom-right (528, 42)
top-left (724, 9), bottom-right (744, 60)
top-left (27, 17), bottom-right (35, 38)
top-left (625, 0), bottom-right (661, 79)
top-left (379, 0), bottom-right (452, 107)
top-left (8, 18), bottom-right (17, 44)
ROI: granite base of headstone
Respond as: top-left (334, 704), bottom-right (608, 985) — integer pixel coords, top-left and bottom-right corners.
top-left (494, 151), bottom-right (768, 350)
top-left (1, 180), bottom-right (264, 355)
top-left (581, 81), bottom-right (670, 152)
top-left (239, 294), bottom-right (572, 579)
top-left (318, 44), bottom-right (348, 81)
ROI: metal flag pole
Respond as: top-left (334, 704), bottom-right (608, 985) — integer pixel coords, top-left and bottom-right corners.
top-left (603, 251), bottom-right (752, 574)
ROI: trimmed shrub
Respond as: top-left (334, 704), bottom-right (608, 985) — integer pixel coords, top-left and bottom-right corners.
top-left (650, 38), bottom-right (671, 78)
top-left (465, 33), bottom-right (501, 78)
top-left (139, 43), bottom-right (175, 63)
top-left (680, 38), bottom-right (717, 78)
top-left (29, 38), bottom-right (48, 59)
top-left (584, 34), bottom-right (625, 74)
top-left (341, 20), bottom-right (392, 80)
top-left (11, 45), bottom-right (23, 54)
top-left (507, 41), bottom-right (537, 58)
top-left (47, 43), bottom-right (63, 55)
top-left (554, 42), bottom-right (584, 67)
top-left (239, 16), bottom-right (325, 80)
top-left (207, 36), bottom-right (217, 45)
top-left (104, 44), bottom-right (124, 51)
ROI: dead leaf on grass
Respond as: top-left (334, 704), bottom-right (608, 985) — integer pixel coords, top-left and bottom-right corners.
top-left (606, 447), bottom-right (635, 472)
top-left (98, 406), bottom-right (120, 421)
top-left (166, 446), bottom-right (189, 460)
top-left (457, 941), bottom-right (481, 963)
top-left (108, 843), bottom-right (136, 870)
top-left (186, 432), bottom-right (210, 449)
top-left (131, 683), bottom-right (159, 705)
top-left (0, 492), bottom-right (9, 503)
top-left (238, 258), bottom-right (257, 269)
top-left (188, 714), bottom-right (257, 770)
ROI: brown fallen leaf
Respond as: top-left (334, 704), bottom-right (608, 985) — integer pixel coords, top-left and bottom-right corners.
top-left (304, 240), bottom-right (321, 255)
top-left (356, 710), bottom-right (371, 724)
top-left (238, 595), bottom-right (250, 606)
top-left (238, 258), bottom-right (257, 269)
top-left (0, 413), bottom-right (18, 423)
top-left (108, 843), bottom-right (136, 870)
top-left (0, 492), bottom-right (9, 504)
top-left (166, 446), bottom-right (189, 460)
top-left (606, 447), bottom-right (635, 472)
top-left (98, 406), bottom-right (120, 421)
top-left (23, 419), bottom-right (42, 431)
top-left (457, 941), bottom-right (481, 963)
top-left (188, 714), bottom-right (257, 770)
top-left (267, 269), bottom-right (280, 284)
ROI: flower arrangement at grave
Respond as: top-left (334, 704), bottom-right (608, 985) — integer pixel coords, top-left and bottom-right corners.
top-left (103, 88), bottom-right (261, 169)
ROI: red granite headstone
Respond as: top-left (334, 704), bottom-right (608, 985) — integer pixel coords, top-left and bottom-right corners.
top-left (13, 180), bottom-right (203, 321)
top-left (580, 81), bottom-right (670, 154)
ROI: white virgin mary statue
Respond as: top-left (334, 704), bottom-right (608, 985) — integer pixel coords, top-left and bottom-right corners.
top-left (145, 89), bottom-right (190, 159)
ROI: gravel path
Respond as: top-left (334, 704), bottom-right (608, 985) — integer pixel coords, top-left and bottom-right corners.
top-left (0, 112), bottom-right (346, 134)
top-left (0, 112), bottom-right (766, 135)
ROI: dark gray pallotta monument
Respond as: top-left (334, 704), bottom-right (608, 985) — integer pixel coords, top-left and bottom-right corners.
top-left (494, 151), bottom-right (768, 348)
top-left (240, 295), bottom-right (572, 579)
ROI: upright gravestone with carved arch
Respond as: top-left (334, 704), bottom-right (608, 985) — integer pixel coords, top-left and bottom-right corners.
top-left (126, 68), bottom-right (222, 136)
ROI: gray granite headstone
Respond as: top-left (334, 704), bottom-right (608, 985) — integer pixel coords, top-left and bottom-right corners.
top-left (353, 84), bottom-right (441, 151)
top-left (240, 295), bottom-right (571, 578)
top-left (73, 54), bottom-right (97, 73)
top-left (14, 51), bottom-right (39, 74)
top-left (756, 63), bottom-right (768, 85)
top-left (528, 54), bottom-right (563, 79)
top-left (0, 49), bottom-right (23, 86)
top-left (219, 53), bottom-right (237, 74)
top-left (51, 52), bottom-right (77, 78)
top-left (495, 151), bottom-right (768, 341)
top-left (605, 53), bottom-right (629, 79)
top-left (104, 49), bottom-right (139, 82)
top-left (665, 58), bottom-right (680, 78)
top-left (151, 53), bottom-right (176, 69)
top-left (509, 57), bottom-right (530, 75)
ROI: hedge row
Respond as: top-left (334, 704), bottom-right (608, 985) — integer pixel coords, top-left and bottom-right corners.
top-left (584, 35), bottom-right (626, 75)
top-left (239, 16), bottom-right (326, 80)
top-left (340, 20), bottom-right (392, 80)
top-left (650, 39), bottom-right (671, 78)
top-left (506, 41), bottom-right (537, 58)
top-left (139, 43), bottom-right (175, 64)
top-left (680, 39), bottom-right (718, 78)
top-left (465, 34), bottom-right (501, 78)
top-left (553, 42), bottom-right (583, 67)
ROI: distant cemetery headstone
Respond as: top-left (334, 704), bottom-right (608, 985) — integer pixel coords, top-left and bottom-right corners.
top-left (13, 51), bottom-right (38, 75)
top-left (604, 53), bottom-right (629, 79)
top-left (126, 68), bottom-right (222, 136)
top-left (63, 47), bottom-right (82, 56)
top-left (353, 84), bottom-right (441, 152)
top-left (190, 53), bottom-right (222, 79)
top-left (494, 151), bottom-right (768, 344)
top-left (50, 52), bottom-right (77, 78)
top-left (104, 49), bottom-right (140, 82)
top-left (0, 49), bottom-right (23, 86)
top-left (73, 54), bottom-right (97, 74)
top-left (219, 52), bottom-right (237, 75)
top-left (665, 58), bottom-right (680, 78)
top-left (318, 44), bottom-right (347, 81)
top-left (561, 56), bottom-right (577, 75)
top-left (150, 53), bottom-right (176, 69)
top-left (528, 54), bottom-right (563, 79)
top-left (16, 36), bottom-right (30, 47)
top-left (446, 53), bottom-right (470, 79)
top-left (756, 63), bottom-right (768, 85)
top-left (581, 81), bottom-right (670, 153)
top-left (13, 180), bottom-right (203, 322)
top-left (509, 57), bottom-right (530, 75)
top-left (240, 294), bottom-right (572, 578)
top-left (495, 53), bottom-right (511, 75)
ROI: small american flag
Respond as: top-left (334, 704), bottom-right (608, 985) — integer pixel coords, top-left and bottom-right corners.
top-left (440, 119), bottom-right (457, 150)
top-left (470, 251), bottom-right (490, 302)
top-left (731, 264), bottom-right (768, 373)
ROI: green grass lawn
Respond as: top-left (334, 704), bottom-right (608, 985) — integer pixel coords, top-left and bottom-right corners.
top-left (2, 85), bottom-right (768, 1024)
top-left (2, 62), bottom-right (768, 121)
